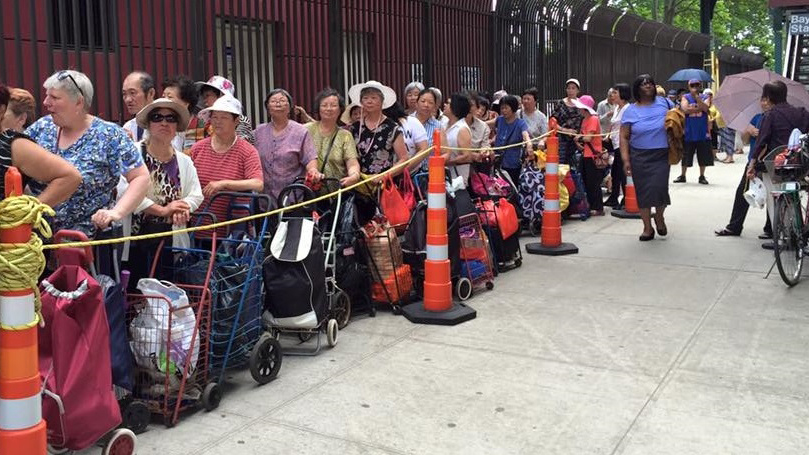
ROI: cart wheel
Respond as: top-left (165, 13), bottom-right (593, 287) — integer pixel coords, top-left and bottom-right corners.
top-left (485, 281), bottom-right (494, 291)
top-left (326, 319), bottom-right (339, 347)
top-left (163, 414), bottom-right (175, 428)
top-left (249, 335), bottom-right (283, 385)
top-left (102, 428), bottom-right (137, 455)
top-left (47, 445), bottom-right (71, 454)
top-left (202, 383), bottom-right (221, 412)
top-left (332, 289), bottom-right (351, 329)
top-left (529, 220), bottom-right (542, 237)
top-left (455, 277), bottom-right (473, 301)
top-left (298, 332), bottom-right (315, 342)
top-left (514, 258), bottom-right (522, 268)
top-left (121, 399), bottom-right (150, 434)
top-left (391, 304), bottom-right (403, 316)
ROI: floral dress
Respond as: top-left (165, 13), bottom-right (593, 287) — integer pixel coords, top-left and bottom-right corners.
top-left (25, 116), bottom-right (143, 236)
top-left (551, 99), bottom-right (584, 165)
top-left (350, 117), bottom-right (402, 174)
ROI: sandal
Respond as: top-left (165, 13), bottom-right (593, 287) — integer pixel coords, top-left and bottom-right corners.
top-left (654, 218), bottom-right (668, 236)
top-left (639, 232), bottom-right (655, 241)
top-left (715, 228), bottom-right (740, 237)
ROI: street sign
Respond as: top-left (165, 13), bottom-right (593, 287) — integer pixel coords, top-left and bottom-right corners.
top-left (789, 13), bottom-right (809, 35)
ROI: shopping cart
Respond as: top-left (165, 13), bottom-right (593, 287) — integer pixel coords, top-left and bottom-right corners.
top-left (458, 214), bottom-right (495, 298)
top-left (127, 213), bottom-right (217, 427)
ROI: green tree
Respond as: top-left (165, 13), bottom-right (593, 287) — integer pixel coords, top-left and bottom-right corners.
top-left (607, 0), bottom-right (773, 66)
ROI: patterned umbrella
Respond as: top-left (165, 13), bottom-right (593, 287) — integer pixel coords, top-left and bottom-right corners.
top-left (713, 69), bottom-right (809, 131)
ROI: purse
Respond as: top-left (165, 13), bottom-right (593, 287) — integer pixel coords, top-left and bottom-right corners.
top-left (379, 175), bottom-right (411, 227)
top-left (586, 142), bottom-right (610, 169)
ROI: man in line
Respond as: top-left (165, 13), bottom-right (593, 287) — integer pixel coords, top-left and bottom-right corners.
top-left (122, 71), bottom-right (156, 141)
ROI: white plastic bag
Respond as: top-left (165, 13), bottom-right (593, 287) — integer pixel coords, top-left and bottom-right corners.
top-left (744, 177), bottom-right (766, 209)
top-left (131, 279), bottom-right (200, 376)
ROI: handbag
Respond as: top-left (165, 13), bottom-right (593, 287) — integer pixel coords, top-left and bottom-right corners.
top-left (586, 142), bottom-right (609, 169)
top-left (400, 168), bottom-right (416, 211)
top-left (495, 199), bottom-right (519, 239)
top-left (379, 174), bottom-right (411, 227)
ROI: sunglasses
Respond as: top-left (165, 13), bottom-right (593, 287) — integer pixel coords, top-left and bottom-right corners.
top-left (148, 112), bottom-right (179, 124)
top-left (689, 83), bottom-right (701, 88)
top-left (57, 70), bottom-right (86, 99)
top-left (640, 80), bottom-right (654, 86)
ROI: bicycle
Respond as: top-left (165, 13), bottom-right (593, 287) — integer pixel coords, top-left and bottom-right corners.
top-left (762, 132), bottom-right (809, 287)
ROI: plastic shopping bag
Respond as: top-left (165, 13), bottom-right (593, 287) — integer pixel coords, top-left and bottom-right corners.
top-left (380, 174), bottom-right (411, 227)
top-left (744, 177), bottom-right (766, 209)
top-left (132, 279), bottom-right (200, 376)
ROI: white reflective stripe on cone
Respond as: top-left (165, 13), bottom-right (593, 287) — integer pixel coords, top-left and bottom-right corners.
top-left (627, 176), bottom-right (634, 185)
top-left (426, 244), bottom-right (448, 261)
top-left (546, 163), bottom-right (558, 174)
top-left (0, 293), bottom-right (35, 327)
top-left (427, 193), bottom-right (446, 209)
top-left (545, 199), bottom-right (560, 211)
top-left (0, 395), bottom-right (41, 430)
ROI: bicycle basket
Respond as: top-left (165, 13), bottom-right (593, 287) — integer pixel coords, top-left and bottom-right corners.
top-left (763, 144), bottom-right (809, 183)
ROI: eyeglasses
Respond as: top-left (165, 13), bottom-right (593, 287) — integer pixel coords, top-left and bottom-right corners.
top-left (268, 99), bottom-right (289, 106)
top-left (57, 70), bottom-right (86, 99)
top-left (148, 112), bottom-right (179, 124)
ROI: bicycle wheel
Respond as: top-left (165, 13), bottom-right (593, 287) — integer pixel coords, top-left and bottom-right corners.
top-left (773, 193), bottom-right (804, 287)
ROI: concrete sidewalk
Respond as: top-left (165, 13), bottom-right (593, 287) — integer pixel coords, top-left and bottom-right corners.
top-left (82, 158), bottom-right (809, 455)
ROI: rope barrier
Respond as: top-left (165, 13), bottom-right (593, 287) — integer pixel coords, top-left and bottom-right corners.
top-left (38, 129), bottom-right (576, 251)
top-left (0, 195), bottom-right (55, 329)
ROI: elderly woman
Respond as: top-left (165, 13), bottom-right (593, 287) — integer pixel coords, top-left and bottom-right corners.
top-left (412, 87), bottom-right (444, 170)
top-left (551, 78), bottom-right (584, 165)
top-left (25, 70), bottom-right (149, 236)
top-left (443, 93), bottom-right (480, 187)
top-left (254, 88), bottom-right (320, 200)
top-left (191, 96), bottom-right (263, 234)
top-left (188, 75), bottom-right (255, 145)
top-left (305, 88), bottom-right (360, 187)
top-left (385, 102), bottom-right (428, 171)
top-left (2, 88), bottom-right (36, 131)
top-left (403, 81), bottom-right (424, 116)
top-left (121, 98), bottom-right (203, 288)
top-left (162, 74), bottom-right (200, 154)
top-left (619, 74), bottom-right (671, 241)
top-left (0, 83), bottom-right (80, 205)
top-left (348, 80), bottom-right (407, 175)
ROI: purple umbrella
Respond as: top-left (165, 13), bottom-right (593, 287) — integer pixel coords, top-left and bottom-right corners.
top-left (713, 69), bottom-right (809, 131)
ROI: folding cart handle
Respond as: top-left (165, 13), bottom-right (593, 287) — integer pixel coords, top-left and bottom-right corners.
top-left (52, 229), bottom-right (94, 268)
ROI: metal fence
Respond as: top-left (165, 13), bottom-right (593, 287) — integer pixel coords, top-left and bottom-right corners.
top-left (0, 0), bottom-right (764, 126)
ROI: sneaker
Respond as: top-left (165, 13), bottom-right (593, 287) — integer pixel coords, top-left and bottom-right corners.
top-left (698, 176), bottom-right (709, 185)
top-left (673, 175), bottom-right (686, 183)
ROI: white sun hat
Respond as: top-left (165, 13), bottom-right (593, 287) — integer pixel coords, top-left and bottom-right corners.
top-left (198, 95), bottom-right (242, 123)
top-left (196, 75), bottom-right (236, 97)
top-left (348, 80), bottom-right (397, 109)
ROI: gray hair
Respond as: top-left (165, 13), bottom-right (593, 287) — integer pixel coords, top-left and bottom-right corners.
top-left (44, 70), bottom-right (94, 110)
top-left (404, 81), bottom-right (424, 98)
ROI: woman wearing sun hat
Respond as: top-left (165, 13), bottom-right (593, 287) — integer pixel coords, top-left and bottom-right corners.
top-left (191, 95), bottom-right (263, 236)
top-left (120, 97), bottom-right (203, 288)
top-left (348, 80), bottom-right (408, 176)
top-left (190, 75), bottom-right (256, 145)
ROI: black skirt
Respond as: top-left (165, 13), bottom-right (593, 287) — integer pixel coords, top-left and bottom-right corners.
top-left (629, 147), bottom-right (671, 208)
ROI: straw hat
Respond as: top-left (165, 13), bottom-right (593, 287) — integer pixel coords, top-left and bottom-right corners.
top-left (348, 80), bottom-right (397, 109)
top-left (340, 102), bottom-right (360, 125)
top-left (198, 95), bottom-right (243, 123)
top-left (135, 98), bottom-right (191, 132)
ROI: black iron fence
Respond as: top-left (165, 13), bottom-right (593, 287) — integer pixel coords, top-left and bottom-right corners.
top-left (0, 0), bottom-right (764, 125)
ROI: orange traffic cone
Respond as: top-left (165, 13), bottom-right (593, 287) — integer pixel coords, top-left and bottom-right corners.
top-left (526, 119), bottom-right (578, 256)
top-left (611, 175), bottom-right (642, 219)
top-left (0, 168), bottom-right (47, 455)
top-left (402, 131), bottom-right (476, 325)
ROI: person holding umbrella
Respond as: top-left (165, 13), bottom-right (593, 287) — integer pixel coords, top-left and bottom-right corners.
top-left (673, 79), bottom-right (712, 185)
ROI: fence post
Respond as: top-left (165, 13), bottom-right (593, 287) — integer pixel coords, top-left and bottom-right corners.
top-left (328, 0), bottom-right (345, 94)
top-left (422, 0), bottom-right (434, 86)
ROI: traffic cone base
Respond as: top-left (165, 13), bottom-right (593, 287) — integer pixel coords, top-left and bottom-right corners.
top-left (525, 242), bottom-right (580, 256)
top-left (402, 301), bottom-right (477, 326)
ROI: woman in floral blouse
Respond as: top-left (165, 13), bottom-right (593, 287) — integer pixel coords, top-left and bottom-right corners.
top-left (348, 81), bottom-right (407, 176)
top-left (551, 78), bottom-right (585, 166)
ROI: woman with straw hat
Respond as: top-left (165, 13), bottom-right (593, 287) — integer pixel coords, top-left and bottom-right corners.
top-left (347, 80), bottom-right (408, 176)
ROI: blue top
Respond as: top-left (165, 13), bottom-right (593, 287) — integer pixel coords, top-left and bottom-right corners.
top-left (26, 115), bottom-right (143, 236)
top-left (621, 97), bottom-right (670, 150)
top-left (682, 93), bottom-right (710, 142)
top-left (412, 114), bottom-right (441, 171)
top-left (494, 116), bottom-right (528, 169)
top-left (747, 113), bottom-right (763, 161)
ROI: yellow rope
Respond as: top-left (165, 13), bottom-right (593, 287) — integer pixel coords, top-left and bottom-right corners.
top-left (40, 129), bottom-right (569, 251)
top-left (0, 195), bottom-right (55, 330)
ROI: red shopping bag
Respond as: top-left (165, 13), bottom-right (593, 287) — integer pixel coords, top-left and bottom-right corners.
top-left (380, 174), bottom-right (411, 227)
top-left (496, 199), bottom-right (519, 239)
top-left (401, 168), bottom-right (416, 211)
